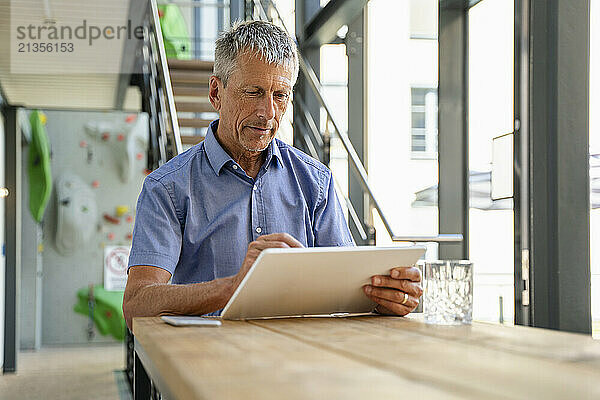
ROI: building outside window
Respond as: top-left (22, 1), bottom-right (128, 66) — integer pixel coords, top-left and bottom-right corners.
top-left (410, 87), bottom-right (438, 159)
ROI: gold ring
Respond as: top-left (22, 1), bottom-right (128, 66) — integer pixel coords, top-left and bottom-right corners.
top-left (401, 292), bottom-right (409, 305)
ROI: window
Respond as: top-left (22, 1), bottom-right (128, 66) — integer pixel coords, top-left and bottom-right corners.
top-left (411, 87), bottom-right (438, 159)
top-left (410, 0), bottom-right (438, 39)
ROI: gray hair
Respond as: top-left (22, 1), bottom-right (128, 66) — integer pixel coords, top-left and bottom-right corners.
top-left (214, 20), bottom-right (299, 87)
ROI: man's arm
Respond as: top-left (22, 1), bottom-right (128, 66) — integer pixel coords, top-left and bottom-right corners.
top-left (123, 233), bottom-right (303, 330)
top-left (122, 266), bottom-right (236, 330)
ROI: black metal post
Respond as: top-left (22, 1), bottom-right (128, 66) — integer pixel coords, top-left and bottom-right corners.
top-left (3, 105), bottom-right (20, 374)
top-left (524, 0), bottom-right (591, 334)
top-left (134, 351), bottom-right (152, 400)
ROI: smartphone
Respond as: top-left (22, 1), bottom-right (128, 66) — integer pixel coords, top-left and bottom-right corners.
top-left (161, 316), bottom-right (222, 327)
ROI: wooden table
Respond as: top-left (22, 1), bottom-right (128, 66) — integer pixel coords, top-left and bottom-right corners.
top-left (133, 316), bottom-right (600, 399)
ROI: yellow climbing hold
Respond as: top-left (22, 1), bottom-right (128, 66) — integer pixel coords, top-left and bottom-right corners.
top-left (39, 112), bottom-right (47, 125)
top-left (116, 205), bottom-right (130, 217)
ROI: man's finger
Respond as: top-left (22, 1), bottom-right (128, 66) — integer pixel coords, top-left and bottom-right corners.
top-left (257, 233), bottom-right (304, 248)
top-left (367, 294), bottom-right (413, 316)
top-left (370, 275), bottom-right (423, 298)
top-left (363, 286), bottom-right (419, 309)
top-left (250, 240), bottom-right (291, 251)
top-left (390, 266), bottom-right (422, 282)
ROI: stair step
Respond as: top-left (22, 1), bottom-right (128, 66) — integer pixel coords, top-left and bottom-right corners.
top-left (180, 135), bottom-right (206, 145)
top-left (168, 59), bottom-right (214, 71)
top-left (179, 118), bottom-right (212, 128)
top-left (170, 70), bottom-right (212, 85)
top-left (175, 101), bottom-right (214, 113)
top-left (173, 85), bottom-right (209, 97)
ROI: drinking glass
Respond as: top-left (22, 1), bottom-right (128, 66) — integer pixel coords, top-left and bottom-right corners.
top-left (422, 260), bottom-right (473, 325)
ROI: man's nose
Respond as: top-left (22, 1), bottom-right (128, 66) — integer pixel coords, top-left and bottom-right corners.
top-left (256, 94), bottom-right (276, 121)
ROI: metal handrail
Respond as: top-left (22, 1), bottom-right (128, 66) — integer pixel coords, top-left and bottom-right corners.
top-left (253, 0), bottom-right (462, 243)
top-left (149, 0), bottom-right (183, 156)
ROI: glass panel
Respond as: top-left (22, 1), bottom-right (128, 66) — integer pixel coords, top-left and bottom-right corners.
top-left (320, 44), bottom-right (349, 217)
top-left (468, 0), bottom-right (515, 324)
top-left (368, 0), bottom-right (439, 257)
top-left (590, 0), bottom-right (599, 339)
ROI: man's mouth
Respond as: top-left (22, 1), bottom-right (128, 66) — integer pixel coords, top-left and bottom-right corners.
top-left (246, 126), bottom-right (271, 134)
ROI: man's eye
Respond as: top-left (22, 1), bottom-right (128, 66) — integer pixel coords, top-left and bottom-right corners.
top-left (275, 93), bottom-right (289, 100)
top-left (246, 90), bottom-right (260, 96)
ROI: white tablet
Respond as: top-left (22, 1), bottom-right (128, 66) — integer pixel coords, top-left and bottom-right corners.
top-left (221, 246), bottom-right (426, 320)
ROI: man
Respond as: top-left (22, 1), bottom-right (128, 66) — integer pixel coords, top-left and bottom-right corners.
top-left (123, 20), bottom-right (422, 329)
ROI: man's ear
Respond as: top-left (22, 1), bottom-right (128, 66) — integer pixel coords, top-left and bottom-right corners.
top-left (208, 76), bottom-right (222, 112)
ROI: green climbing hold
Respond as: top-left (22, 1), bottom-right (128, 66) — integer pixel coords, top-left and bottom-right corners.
top-left (74, 285), bottom-right (126, 341)
top-left (28, 110), bottom-right (52, 223)
top-left (158, 4), bottom-right (192, 60)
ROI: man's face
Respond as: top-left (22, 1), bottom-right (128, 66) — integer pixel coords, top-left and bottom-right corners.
top-left (209, 51), bottom-right (294, 154)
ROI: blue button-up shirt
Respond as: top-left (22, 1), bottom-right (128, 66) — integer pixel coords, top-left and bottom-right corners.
top-left (128, 120), bottom-right (354, 287)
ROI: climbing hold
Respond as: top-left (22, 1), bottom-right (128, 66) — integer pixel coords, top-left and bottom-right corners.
top-left (39, 113), bottom-right (47, 125)
top-left (136, 152), bottom-right (143, 160)
top-left (92, 180), bottom-right (100, 188)
top-left (103, 213), bottom-right (120, 225)
top-left (115, 205), bottom-right (130, 217)
top-left (79, 140), bottom-right (88, 148)
top-left (107, 232), bottom-right (115, 241)
top-left (101, 132), bottom-right (110, 141)
top-left (125, 114), bottom-right (137, 123)
top-left (126, 215), bottom-right (134, 223)
top-left (55, 172), bottom-right (98, 256)
top-left (144, 169), bottom-right (152, 175)
top-left (126, 233), bottom-right (133, 240)
top-left (117, 134), bottom-right (125, 142)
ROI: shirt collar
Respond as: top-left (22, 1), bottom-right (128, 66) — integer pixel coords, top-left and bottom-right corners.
top-left (204, 119), bottom-right (283, 176)
top-left (204, 120), bottom-right (233, 176)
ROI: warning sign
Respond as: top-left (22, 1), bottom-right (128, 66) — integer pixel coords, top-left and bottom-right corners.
top-left (104, 245), bottom-right (131, 291)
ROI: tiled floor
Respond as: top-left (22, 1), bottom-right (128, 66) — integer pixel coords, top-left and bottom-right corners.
top-left (0, 344), bottom-right (130, 400)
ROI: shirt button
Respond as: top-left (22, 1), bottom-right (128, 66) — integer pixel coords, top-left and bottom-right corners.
top-left (255, 227), bottom-right (262, 234)
top-left (253, 184), bottom-right (258, 191)
top-left (232, 165), bottom-right (238, 170)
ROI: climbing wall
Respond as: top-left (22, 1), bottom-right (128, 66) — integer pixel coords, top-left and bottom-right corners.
top-left (20, 109), bottom-right (149, 346)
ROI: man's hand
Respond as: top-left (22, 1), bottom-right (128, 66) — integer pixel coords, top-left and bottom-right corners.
top-left (363, 266), bottom-right (423, 316)
top-left (232, 233), bottom-right (304, 289)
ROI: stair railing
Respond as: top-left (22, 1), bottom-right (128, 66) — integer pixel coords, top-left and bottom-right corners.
top-left (145, 0), bottom-right (184, 162)
top-left (251, 0), bottom-right (462, 243)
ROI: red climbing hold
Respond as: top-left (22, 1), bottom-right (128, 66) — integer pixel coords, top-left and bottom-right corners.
top-left (144, 169), bottom-right (152, 175)
top-left (136, 152), bottom-right (143, 160)
top-left (126, 215), bottom-right (134, 223)
top-left (101, 132), bottom-right (110, 141)
top-left (105, 310), bottom-right (112, 319)
top-left (126, 233), bottom-right (133, 240)
top-left (103, 213), bottom-right (120, 225)
top-left (117, 134), bottom-right (125, 142)
top-left (92, 180), bottom-right (100, 188)
top-left (125, 114), bottom-right (137, 123)
top-left (79, 140), bottom-right (87, 148)
top-left (107, 232), bottom-right (115, 241)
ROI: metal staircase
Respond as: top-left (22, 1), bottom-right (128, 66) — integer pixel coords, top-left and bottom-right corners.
top-left (168, 58), bottom-right (215, 144)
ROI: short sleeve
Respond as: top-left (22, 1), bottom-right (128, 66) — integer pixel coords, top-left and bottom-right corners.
top-left (313, 171), bottom-right (355, 247)
top-left (127, 177), bottom-right (183, 275)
